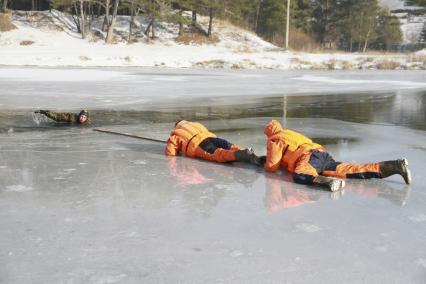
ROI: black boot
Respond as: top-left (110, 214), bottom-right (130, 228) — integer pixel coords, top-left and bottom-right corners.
top-left (313, 176), bottom-right (346, 192)
top-left (234, 148), bottom-right (262, 166)
top-left (379, 158), bottom-right (411, 185)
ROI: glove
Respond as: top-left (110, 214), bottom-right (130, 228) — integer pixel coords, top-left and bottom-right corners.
top-left (35, 110), bottom-right (48, 115)
top-left (259, 156), bottom-right (267, 165)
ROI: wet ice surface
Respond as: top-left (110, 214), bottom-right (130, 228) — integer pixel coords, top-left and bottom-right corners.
top-left (1, 67), bottom-right (426, 283)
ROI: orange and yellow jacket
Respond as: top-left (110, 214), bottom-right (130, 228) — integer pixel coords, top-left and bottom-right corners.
top-left (264, 120), bottom-right (323, 173)
top-left (165, 120), bottom-right (216, 157)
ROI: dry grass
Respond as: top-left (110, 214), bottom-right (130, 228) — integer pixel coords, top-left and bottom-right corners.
top-left (409, 54), bottom-right (426, 65)
top-left (270, 29), bottom-right (321, 52)
top-left (176, 31), bottom-right (220, 45)
top-left (232, 45), bottom-right (256, 54)
top-left (79, 56), bottom-right (91, 61)
top-left (375, 60), bottom-right (401, 70)
top-left (19, 40), bottom-right (34, 46)
top-left (0, 13), bottom-right (16, 32)
top-left (14, 11), bottom-right (63, 31)
top-left (193, 59), bottom-right (226, 68)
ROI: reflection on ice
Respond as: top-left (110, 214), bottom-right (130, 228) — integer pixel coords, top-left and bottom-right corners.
top-left (264, 172), bottom-right (411, 213)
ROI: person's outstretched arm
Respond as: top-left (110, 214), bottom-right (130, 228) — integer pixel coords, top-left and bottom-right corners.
top-left (165, 134), bottom-right (181, 156)
top-left (264, 139), bottom-right (284, 172)
top-left (35, 110), bottom-right (75, 123)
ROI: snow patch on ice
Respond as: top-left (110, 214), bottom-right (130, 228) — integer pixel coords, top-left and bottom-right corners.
top-left (132, 160), bottom-right (147, 165)
top-left (296, 223), bottom-right (321, 233)
top-left (229, 250), bottom-right (244, 258)
top-left (408, 214), bottom-right (426, 223)
top-left (90, 273), bottom-right (127, 284)
top-left (417, 258), bottom-right (426, 268)
top-left (6, 185), bottom-right (33, 192)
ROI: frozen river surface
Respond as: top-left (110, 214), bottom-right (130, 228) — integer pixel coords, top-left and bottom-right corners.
top-left (1, 67), bottom-right (426, 283)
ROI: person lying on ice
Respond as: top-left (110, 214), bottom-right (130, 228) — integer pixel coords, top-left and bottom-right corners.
top-left (262, 120), bottom-right (411, 192)
top-left (166, 120), bottom-right (261, 165)
top-left (34, 109), bottom-right (89, 125)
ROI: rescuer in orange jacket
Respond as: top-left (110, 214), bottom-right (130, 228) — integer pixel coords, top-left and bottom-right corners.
top-left (166, 120), bottom-right (261, 164)
top-left (263, 120), bottom-right (412, 191)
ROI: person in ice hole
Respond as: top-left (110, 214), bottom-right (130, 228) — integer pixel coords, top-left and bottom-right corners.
top-left (165, 120), bottom-right (262, 165)
top-left (261, 120), bottom-right (412, 192)
top-left (34, 109), bottom-right (89, 125)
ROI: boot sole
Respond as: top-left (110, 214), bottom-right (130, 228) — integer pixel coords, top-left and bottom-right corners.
top-left (401, 158), bottom-right (412, 185)
top-left (330, 179), bottom-right (346, 192)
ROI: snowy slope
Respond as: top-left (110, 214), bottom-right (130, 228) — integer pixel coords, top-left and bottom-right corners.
top-left (0, 10), bottom-right (424, 70)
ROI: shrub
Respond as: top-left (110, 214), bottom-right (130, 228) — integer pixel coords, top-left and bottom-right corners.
top-left (20, 40), bottom-right (34, 45)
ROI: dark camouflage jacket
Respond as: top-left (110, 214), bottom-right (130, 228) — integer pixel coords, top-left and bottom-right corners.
top-left (44, 111), bottom-right (88, 124)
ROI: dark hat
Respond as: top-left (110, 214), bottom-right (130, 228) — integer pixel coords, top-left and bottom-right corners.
top-left (79, 110), bottom-right (89, 117)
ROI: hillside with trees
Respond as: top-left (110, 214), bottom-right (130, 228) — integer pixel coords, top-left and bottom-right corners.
top-left (1, 0), bottom-right (421, 52)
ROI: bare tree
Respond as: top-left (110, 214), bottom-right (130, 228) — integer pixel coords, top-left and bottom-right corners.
top-left (102, 0), bottom-right (110, 31)
top-left (105, 0), bottom-right (119, 43)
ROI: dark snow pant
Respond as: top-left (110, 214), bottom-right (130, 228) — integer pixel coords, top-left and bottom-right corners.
top-left (292, 150), bottom-right (381, 185)
top-left (199, 137), bottom-right (234, 154)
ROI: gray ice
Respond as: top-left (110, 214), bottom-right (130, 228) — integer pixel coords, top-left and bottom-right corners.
top-left (0, 67), bottom-right (426, 284)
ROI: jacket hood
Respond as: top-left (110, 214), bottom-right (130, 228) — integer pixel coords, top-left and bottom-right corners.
top-left (264, 120), bottom-right (284, 137)
top-left (176, 120), bottom-right (187, 127)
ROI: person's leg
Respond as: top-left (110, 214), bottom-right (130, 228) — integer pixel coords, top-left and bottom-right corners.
top-left (194, 146), bottom-right (237, 163)
top-left (320, 153), bottom-right (411, 185)
top-left (196, 138), bottom-right (238, 163)
top-left (321, 153), bottom-right (383, 180)
top-left (292, 152), bottom-right (319, 185)
top-left (293, 151), bottom-right (345, 191)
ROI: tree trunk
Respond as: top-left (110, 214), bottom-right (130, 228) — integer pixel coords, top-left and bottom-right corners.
top-left (106, 0), bottom-right (120, 43)
top-left (363, 30), bottom-right (371, 53)
top-left (151, 19), bottom-right (156, 39)
top-left (192, 10), bottom-right (197, 25)
top-left (178, 9), bottom-right (183, 36)
top-left (1, 0), bottom-right (8, 13)
top-left (144, 18), bottom-right (154, 36)
top-left (207, 8), bottom-right (213, 37)
top-left (254, 1), bottom-right (261, 32)
top-left (128, 1), bottom-right (134, 43)
top-left (80, 0), bottom-right (87, 39)
top-left (102, 0), bottom-right (110, 32)
top-left (32, 0), bottom-right (35, 11)
top-left (73, 2), bottom-right (81, 33)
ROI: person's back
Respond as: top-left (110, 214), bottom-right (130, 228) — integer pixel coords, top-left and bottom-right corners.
top-left (166, 120), bottom-right (216, 157)
top-left (264, 120), bottom-right (322, 172)
top-left (165, 120), bottom-right (261, 165)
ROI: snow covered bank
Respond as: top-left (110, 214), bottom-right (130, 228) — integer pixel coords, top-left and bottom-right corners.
top-left (0, 10), bottom-right (425, 70)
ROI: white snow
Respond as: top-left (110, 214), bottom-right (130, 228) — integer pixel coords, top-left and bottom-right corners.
top-left (0, 10), bottom-right (424, 70)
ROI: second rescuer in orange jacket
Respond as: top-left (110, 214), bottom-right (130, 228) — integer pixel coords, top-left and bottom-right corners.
top-left (165, 120), bottom-right (261, 164)
top-left (263, 120), bottom-right (411, 191)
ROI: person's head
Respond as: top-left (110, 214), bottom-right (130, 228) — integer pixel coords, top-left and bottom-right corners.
top-left (78, 110), bottom-right (89, 123)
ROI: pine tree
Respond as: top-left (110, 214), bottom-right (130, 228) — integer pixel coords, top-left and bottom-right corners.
top-left (375, 9), bottom-right (403, 50)
top-left (312, 0), bottom-right (337, 48)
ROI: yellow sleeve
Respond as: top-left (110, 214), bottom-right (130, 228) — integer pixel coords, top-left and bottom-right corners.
top-left (264, 139), bottom-right (284, 172)
top-left (165, 134), bottom-right (180, 156)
